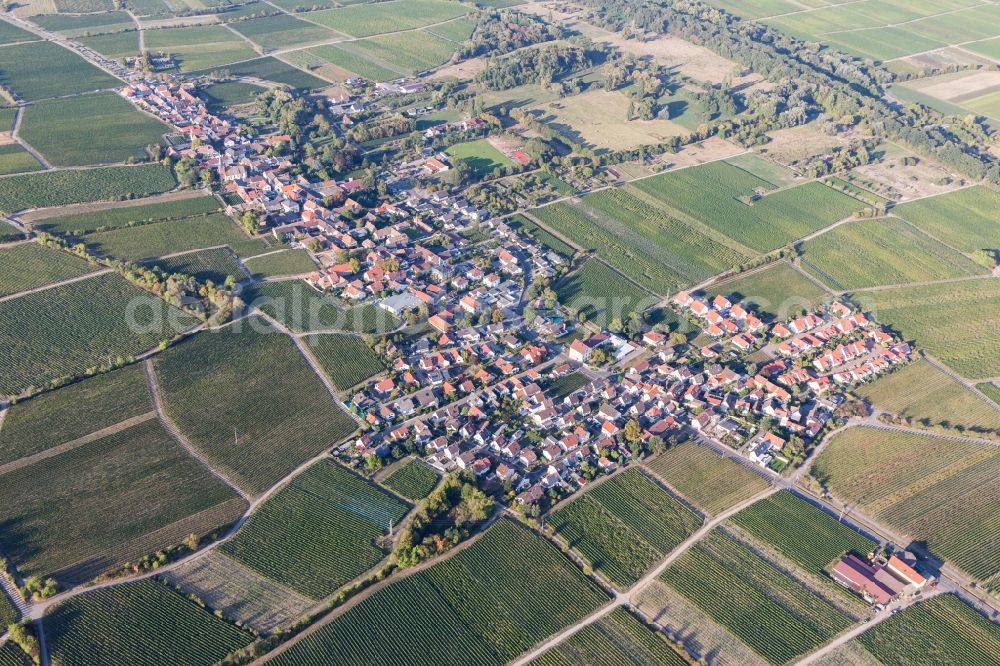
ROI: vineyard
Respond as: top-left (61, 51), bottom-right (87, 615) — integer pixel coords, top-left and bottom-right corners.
top-left (549, 469), bottom-right (702, 587)
top-left (855, 359), bottom-right (1000, 434)
top-left (645, 442), bottom-right (770, 514)
top-left (0, 641), bottom-right (27, 666)
top-left (554, 258), bottom-right (657, 326)
top-left (632, 162), bottom-right (859, 252)
top-left (245, 280), bottom-right (400, 333)
top-left (0, 242), bottom-right (96, 298)
top-left (44, 578), bottom-right (253, 666)
top-left (0, 363), bottom-right (151, 466)
top-left (83, 213), bottom-right (268, 262)
top-left (221, 460), bottom-right (409, 599)
top-left (381, 459), bottom-right (439, 501)
top-left (812, 429), bottom-right (1000, 579)
top-left (354, 32), bottom-right (460, 77)
top-left (0, 272), bottom-right (196, 398)
top-left (303, 333), bottom-right (386, 391)
top-left (799, 217), bottom-right (984, 290)
top-left (658, 530), bottom-right (855, 665)
top-left (855, 594), bottom-right (1000, 666)
top-left (242, 249), bottom-right (317, 278)
top-left (306, 0), bottom-right (469, 37)
top-left (0, 40), bottom-right (119, 102)
top-left (510, 213), bottom-right (576, 258)
top-left (34, 193), bottom-right (220, 235)
top-left (895, 186), bottom-right (1000, 253)
top-left (0, 164), bottom-right (177, 213)
top-left (729, 491), bottom-right (877, 574)
top-left (546, 371), bottom-right (590, 400)
top-left (529, 607), bottom-right (690, 666)
top-left (0, 418), bottom-right (246, 583)
top-left (269, 518), bottom-right (608, 666)
top-left (531, 201), bottom-right (683, 295)
top-left (0, 590), bottom-right (17, 628)
top-left (146, 247), bottom-right (249, 285)
top-left (858, 279), bottom-right (1000, 379)
top-left (152, 318), bottom-right (358, 495)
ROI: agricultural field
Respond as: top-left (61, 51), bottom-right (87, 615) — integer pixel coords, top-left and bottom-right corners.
top-left (18, 92), bottom-right (167, 166)
top-left (283, 43), bottom-right (403, 82)
top-left (32, 191), bottom-right (219, 234)
top-left (729, 491), bottom-right (877, 575)
top-left (305, 0), bottom-right (469, 37)
top-left (546, 371), bottom-right (589, 399)
top-left (554, 257), bottom-right (657, 326)
top-left (197, 81), bottom-right (264, 109)
top-left (244, 279), bottom-right (399, 333)
top-left (812, 427), bottom-right (1000, 582)
top-left (512, 211), bottom-right (570, 253)
top-left (658, 529), bottom-right (856, 666)
top-left (0, 640), bottom-right (27, 666)
top-left (534, 203), bottom-right (683, 296)
top-left (302, 332), bottom-right (385, 391)
top-left (144, 24), bottom-right (257, 71)
top-left (529, 607), bottom-right (690, 666)
top-left (853, 593), bottom-right (1000, 666)
top-left (30, 11), bottom-right (134, 36)
top-left (645, 442), bottom-right (770, 515)
top-left (890, 70), bottom-right (1000, 122)
top-left (855, 279), bottom-right (1000, 379)
top-left (192, 56), bottom-right (331, 89)
top-left (241, 248), bottom-right (315, 277)
top-left (705, 261), bottom-right (830, 320)
top-left (445, 139), bottom-right (514, 177)
top-left (348, 30), bottom-right (458, 75)
top-left (799, 217), bottom-right (985, 291)
top-left (425, 17), bottom-right (474, 42)
top-left (549, 468), bottom-right (702, 587)
top-left (0, 164), bottom-right (177, 213)
top-left (979, 382), bottom-right (1000, 407)
top-left (632, 162), bottom-right (860, 252)
top-left (725, 152), bottom-right (799, 187)
top-left (228, 13), bottom-right (339, 50)
top-left (0, 417), bottom-right (247, 582)
top-left (0, 591), bottom-right (18, 629)
top-left (82, 212), bottom-right (268, 261)
top-left (0, 144), bottom-right (41, 176)
top-left (0, 17), bottom-right (35, 43)
top-left (162, 550), bottom-right (315, 634)
top-left (0, 363), bottom-right (151, 466)
top-left (0, 40), bottom-right (119, 102)
top-left (0, 272), bottom-right (196, 398)
top-left (268, 518), bottom-right (608, 666)
top-left (146, 247), bottom-right (249, 284)
top-left (221, 460), bottom-right (409, 599)
top-left (0, 220), bottom-right (22, 242)
top-left (152, 317), bottom-right (357, 495)
top-left (380, 458), bottom-right (439, 501)
top-left (894, 186), bottom-right (1000, 253)
top-left (855, 359), bottom-right (1000, 435)
top-left (0, 242), bottom-right (96, 297)
top-left (44, 578), bottom-right (254, 666)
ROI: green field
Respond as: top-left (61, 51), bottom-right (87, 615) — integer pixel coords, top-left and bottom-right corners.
top-left (854, 594), bottom-right (1000, 666)
top-left (659, 528), bottom-right (856, 665)
top-left (725, 152), bottom-right (799, 187)
top-left (31, 11), bottom-right (133, 36)
top-left (146, 247), bottom-right (249, 284)
top-left (0, 640), bottom-right (26, 666)
top-left (0, 272), bottom-right (195, 397)
top-left (632, 162), bottom-right (860, 252)
top-left (980, 382), bottom-right (1000, 407)
top-left (242, 248), bottom-right (315, 277)
top-left (799, 217), bottom-right (984, 291)
top-left (221, 460), bottom-right (409, 599)
top-left (547, 371), bottom-right (589, 399)
top-left (425, 17), bottom-right (475, 42)
top-left (0, 363), bottom-right (151, 466)
top-left (83, 212), bottom-right (267, 260)
top-left (856, 359), bottom-right (1000, 434)
top-left (0, 143), bottom-right (41, 176)
top-left (34, 192), bottom-right (219, 234)
top-left (895, 186), bottom-right (1000, 253)
top-left (381, 459), bottom-right (439, 501)
top-left (144, 24), bottom-right (257, 71)
top-left (302, 332), bottom-right (385, 391)
top-left (855, 279), bottom-right (1000, 379)
top-left (550, 469), bottom-right (702, 587)
top-left (351, 30), bottom-right (458, 74)
top-left (152, 317), bottom-right (357, 495)
top-left (0, 17), bottom-right (36, 44)
top-left (198, 81), bottom-right (264, 108)
top-left (705, 261), bottom-right (829, 320)
top-left (305, 0), bottom-right (468, 37)
top-left (0, 417), bottom-right (246, 582)
top-left (0, 220), bottom-right (21, 241)
top-left (0, 41), bottom-right (120, 102)
top-left (813, 427), bottom-right (1000, 583)
top-left (0, 242), bottom-right (96, 297)
top-left (529, 607), bottom-right (690, 666)
top-left (268, 518), bottom-right (608, 666)
top-left (0, 164), bottom-right (177, 213)
top-left (730, 491), bottom-right (876, 574)
top-left (20, 92), bottom-right (167, 166)
top-left (446, 139), bottom-right (515, 177)
top-left (510, 213), bottom-right (575, 258)
top-left (0, 593), bottom-right (18, 631)
top-left (244, 279), bottom-right (399, 333)
top-left (554, 257), bottom-right (656, 326)
top-left (192, 56), bottom-right (331, 89)
top-left (44, 579), bottom-right (254, 666)
top-left (645, 443), bottom-right (770, 515)
top-left (228, 13), bottom-right (339, 50)
top-left (283, 43), bottom-right (403, 81)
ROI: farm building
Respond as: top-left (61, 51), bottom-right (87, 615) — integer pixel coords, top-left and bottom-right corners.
top-left (831, 552), bottom-right (927, 605)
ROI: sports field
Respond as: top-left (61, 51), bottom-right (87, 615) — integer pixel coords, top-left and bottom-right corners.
top-left (446, 139), bottom-right (514, 177)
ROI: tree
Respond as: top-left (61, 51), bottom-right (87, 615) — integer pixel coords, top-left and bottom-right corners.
top-left (624, 419), bottom-right (642, 447)
top-left (365, 453), bottom-right (383, 472)
top-left (648, 435), bottom-right (665, 455)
